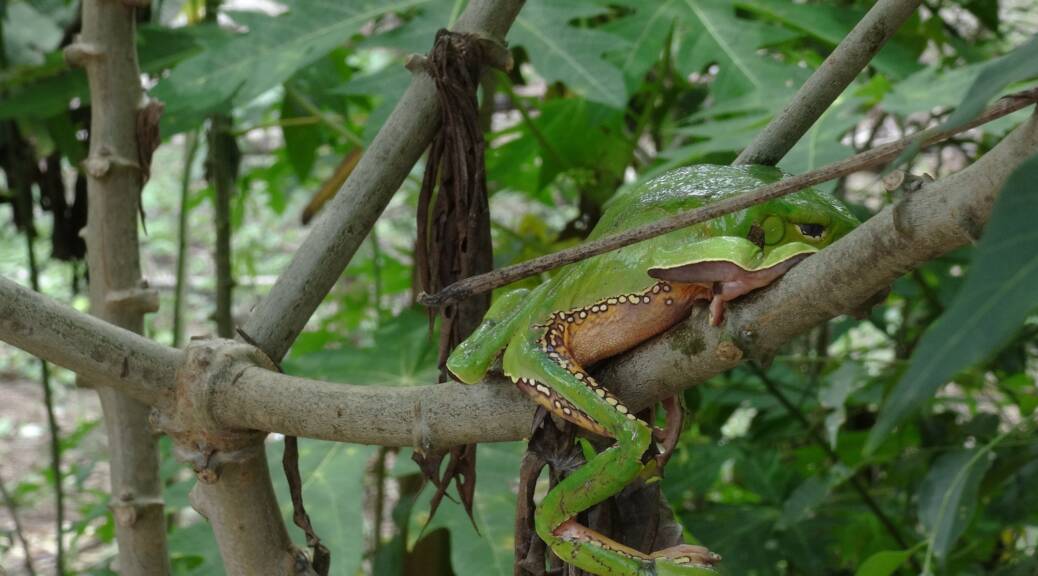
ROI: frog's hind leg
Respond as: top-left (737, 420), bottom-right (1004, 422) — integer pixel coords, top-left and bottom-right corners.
top-left (505, 327), bottom-right (719, 575)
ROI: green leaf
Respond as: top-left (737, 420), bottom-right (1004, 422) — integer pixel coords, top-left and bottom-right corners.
top-left (169, 522), bottom-right (225, 575)
top-left (854, 549), bottom-right (914, 576)
top-left (607, 0), bottom-right (803, 102)
top-left (283, 309), bottom-right (438, 386)
top-left (881, 61), bottom-right (987, 117)
top-left (334, 65), bottom-right (413, 145)
top-left (487, 96), bottom-right (631, 199)
top-left (817, 361), bottom-right (867, 449)
top-left (867, 154), bottom-right (1038, 451)
top-left (736, 0), bottom-right (922, 79)
top-left (780, 95), bottom-right (862, 188)
top-left (0, 25), bottom-right (215, 121)
top-left (918, 448), bottom-right (993, 561)
top-left (411, 442), bottom-right (525, 576)
top-left (939, 35), bottom-right (1038, 133)
top-left (279, 91), bottom-right (321, 180)
top-left (510, 1), bottom-right (629, 109)
top-left (2, 2), bottom-right (63, 67)
top-left (153, 0), bottom-right (428, 134)
top-left (270, 440), bottom-right (376, 576)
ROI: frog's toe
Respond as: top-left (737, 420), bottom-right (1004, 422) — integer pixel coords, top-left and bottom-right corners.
top-left (652, 544), bottom-right (722, 574)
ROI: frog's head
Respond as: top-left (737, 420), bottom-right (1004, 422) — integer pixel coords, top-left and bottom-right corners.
top-left (644, 169), bottom-right (859, 323)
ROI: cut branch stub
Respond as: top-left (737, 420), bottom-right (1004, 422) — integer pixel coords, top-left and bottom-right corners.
top-left (152, 339), bottom-right (270, 482)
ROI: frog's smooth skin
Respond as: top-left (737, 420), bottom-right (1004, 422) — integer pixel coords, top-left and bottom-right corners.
top-left (447, 164), bottom-right (859, 575)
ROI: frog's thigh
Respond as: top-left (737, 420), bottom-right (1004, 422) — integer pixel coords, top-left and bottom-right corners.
top-left (506, 327), bottom-right (638, 439)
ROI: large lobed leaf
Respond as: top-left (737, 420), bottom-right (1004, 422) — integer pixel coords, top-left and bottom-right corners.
top-left (510, 1), bottom-right (630, 109)
top-left (606, 0), bottom-right (803, 103)
top-left (152, 0), bottom-right (429, 134)
top-left (868, 154), bottom-right (1038, 452)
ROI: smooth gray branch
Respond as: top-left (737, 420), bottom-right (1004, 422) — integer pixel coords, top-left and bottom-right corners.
top-left (735, 0), bottom-right (922, 166)
top-left (241, 0), bottom-right (527, 362)
top-left (420, 88), bottom-right (1038, 308)
top-left (4, 114), bottom-right (1033, 449)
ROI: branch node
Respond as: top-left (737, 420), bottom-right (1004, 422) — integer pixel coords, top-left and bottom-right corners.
top-left (110, 493), bottom-right (163, 527)
top-left (63, 39), bottom-right (103, 67)
top-left (82, 150), bottom-right (141, 179)
top-left (106, 281), bottom-right (159, 314)
top-left (411, 400), bottom-right (434, 454)
top-left (152, 339), bottom-right (271, 481)
top-left (405, 54), bottom-right (429, 73)
top-left (714, 340), bottom-right (744, 363)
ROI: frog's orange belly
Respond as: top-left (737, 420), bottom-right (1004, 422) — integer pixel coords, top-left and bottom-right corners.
top-left (564, 281), bottom-right (710, 366)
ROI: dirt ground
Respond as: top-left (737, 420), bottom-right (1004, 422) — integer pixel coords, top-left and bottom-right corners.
top-left (0, 359), bottom-right (112, 575)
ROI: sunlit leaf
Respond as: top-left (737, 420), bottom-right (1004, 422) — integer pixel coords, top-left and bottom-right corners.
top-left (270, 440), bottom-right (376, 576)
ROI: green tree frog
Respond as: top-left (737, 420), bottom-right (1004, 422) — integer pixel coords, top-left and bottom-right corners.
top-left (447, 164), bottom-right (859, 575)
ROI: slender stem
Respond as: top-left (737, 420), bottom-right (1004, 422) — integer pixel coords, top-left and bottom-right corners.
top-left (370, 447), bottom-right (389, 561)
top-left (286, 86), bottom-right (365, 148)
top-left (24, 223), bottom-right (65, 576)
top-left (206, 0), bottom-right (235, 339)
top-left (498, 76), bottom-right (566, 167)
top-left (420, 87), bottom-right (1038, 308)
top-left (209, 114), bottom-right (236, 338)
top-left (735, 0), bottom-right (922, 165)
top-left (0, 471), bottom-right (37, 576)
top-left (173, 130), bottom-right (200, 347)
top-left (232, 115), bottom-right (322, 136)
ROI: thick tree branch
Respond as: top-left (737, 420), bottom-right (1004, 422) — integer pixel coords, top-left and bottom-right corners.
top-left (241, 0), bottom-right (526, 362)
top-left (420, 88), bottom-right (1038, 308)
top-left (734, 0), bottom-right (921, 166)
top-left (3, 114), bottom-right (1034, 449)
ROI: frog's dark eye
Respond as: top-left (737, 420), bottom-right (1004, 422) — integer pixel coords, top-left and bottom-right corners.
top-left (797, 223), bottom-right (826, 239)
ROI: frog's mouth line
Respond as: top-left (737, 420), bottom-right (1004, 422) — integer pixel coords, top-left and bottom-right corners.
top-left (647, 253), bottom-right (811, 324)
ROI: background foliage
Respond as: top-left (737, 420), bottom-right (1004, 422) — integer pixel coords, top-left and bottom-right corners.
top-left (1, 0), bottom-right (1037, 574)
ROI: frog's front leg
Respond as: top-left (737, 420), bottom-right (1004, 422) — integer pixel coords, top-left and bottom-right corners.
top-left (505, 322), bottom-right (719, 575)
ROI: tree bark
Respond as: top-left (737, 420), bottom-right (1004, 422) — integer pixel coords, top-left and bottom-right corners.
top-left (240, 0), bottom-right (527, 363)
top-left (735, 0), bottom-right (922, 166)
top-left (3, 112), bottom-right (1035, 451)
top-left (70, 0), bottom-right (170, 573)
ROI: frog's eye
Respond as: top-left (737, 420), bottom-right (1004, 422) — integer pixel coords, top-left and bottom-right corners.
top-left (796, 223), bottom-right (826, 239)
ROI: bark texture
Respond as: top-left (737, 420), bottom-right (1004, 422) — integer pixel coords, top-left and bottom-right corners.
top-left (3, 114), bottom-right (1035, 450)
top-left (240, 0), bottom-right (527, 363)
top-left (72, 0), bottom-right (169, 573)
top-left (735, 0), bottom-right (922, 165)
